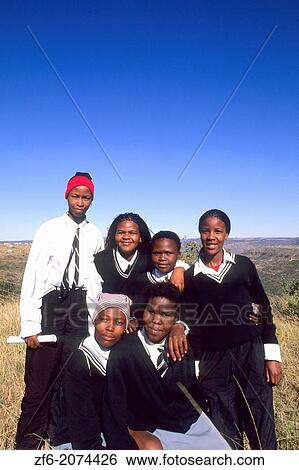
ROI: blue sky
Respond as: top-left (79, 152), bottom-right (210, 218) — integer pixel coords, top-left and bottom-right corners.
top-left (2, 1), bottom-right (299, 240)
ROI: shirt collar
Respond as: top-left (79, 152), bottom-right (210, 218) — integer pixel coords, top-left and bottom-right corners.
top-left (63, 211), bottom-right (88, 229)
top-left (151, 268), bottom-right (172, 282)
top-left (79, 335), bottom-right (110, 371)
top-left (116, 248), bottom-right (138, 270)
top-left (193, 248), bottom-right (235, 276)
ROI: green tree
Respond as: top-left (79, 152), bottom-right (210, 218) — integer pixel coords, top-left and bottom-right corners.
top-left (281, 277), bottom-right (299, 298)
top-left (181, 240), bottom-right (200, 265)
top-left (272, 277), bottom-right (299, 319)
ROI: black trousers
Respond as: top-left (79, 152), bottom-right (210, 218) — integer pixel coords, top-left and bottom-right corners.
top-left (199, 337), bottom-right (276, 450)
top-left (15, 289), bottom-right (89, 449)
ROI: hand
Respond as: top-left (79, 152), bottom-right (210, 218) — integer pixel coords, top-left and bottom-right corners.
top-left (167, 323), bottom-right (188, 362)
top-left (249, 303), bottom-right (262, 325)
top-left (265, 360), bottom-right (282, 386)
top-left (25, 334), bottom-right (42, 349)
top-left (169, 267), bottom-right (185, 292)
top-left (127, 318), bottom-right (139, 334)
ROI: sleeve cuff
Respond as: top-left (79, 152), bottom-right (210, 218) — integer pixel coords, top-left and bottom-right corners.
top-left (175, 320), bottom-right (190, 335)
top-left (174, 260), bottom-right (190, 270)
top-left (264, 343), bottom-right (282, 362)
top-left (20, 321), bottom-right (42, 338)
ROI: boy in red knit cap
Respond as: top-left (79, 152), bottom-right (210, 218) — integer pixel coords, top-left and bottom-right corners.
top-left (16, 172), bottom-right (104, 449)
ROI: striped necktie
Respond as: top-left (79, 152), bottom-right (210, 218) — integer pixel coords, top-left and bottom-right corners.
top-left (157, 345), bottom-right (168, 377)
top-left (61, 228), bottom-right (80, 291)
top-left (73, 228), bottom-right (80, 287)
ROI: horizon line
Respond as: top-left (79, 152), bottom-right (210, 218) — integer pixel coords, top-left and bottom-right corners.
top-left (1, 236), bottom-right (299, 244)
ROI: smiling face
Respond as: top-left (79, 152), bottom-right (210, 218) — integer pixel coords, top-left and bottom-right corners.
top-left (143, 296), bottom-right (177, 343)
top-left (199, 216), bottom-right (228, 261)
top-left (151, 238), bottom-right (180, 274)
top-left (115, 220), bottom-right (141, 259)
top-left (67, 186), bottom-right (93, 222)
top-left (94, 308), bottom-right (126, 348)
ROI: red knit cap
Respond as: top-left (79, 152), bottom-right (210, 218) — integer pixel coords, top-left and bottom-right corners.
top-left (65, 172), bottom-right (94, 199)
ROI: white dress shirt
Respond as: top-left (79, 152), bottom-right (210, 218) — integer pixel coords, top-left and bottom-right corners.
top-left (20, 212), bottom-right (104, 338)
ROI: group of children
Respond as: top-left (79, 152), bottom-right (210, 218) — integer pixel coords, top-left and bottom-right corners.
top-left (15, 172), bottom-right (282, 451)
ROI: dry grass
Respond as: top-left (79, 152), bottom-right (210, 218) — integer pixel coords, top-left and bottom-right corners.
top-left (273, 315), bottom-right (299, 449)
top-left (0, 301), bottom-right (25, 449)
top-left (0, 300), bottom-right (298, 449)
top-left (0, 243), bottom-right (29, 304)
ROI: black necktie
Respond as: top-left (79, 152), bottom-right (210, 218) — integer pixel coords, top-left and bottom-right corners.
top-left (157, 345), bottom-right (168, 376)
top-left (61, 228), bottom-right (80, 291)
top-left (124, 264), bottom-right (131, 274)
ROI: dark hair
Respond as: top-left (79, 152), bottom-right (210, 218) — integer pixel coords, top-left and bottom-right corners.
top-left (74, 171), bottom-right (92, 180)
top-left (144, 282), bottom-right (181, 305)
top-left (151, 230), bottom-right (181, 251)
top-left (105, 212), bottom-right (152, 254)
top-left (198, 209), bottom-right (231, 234)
